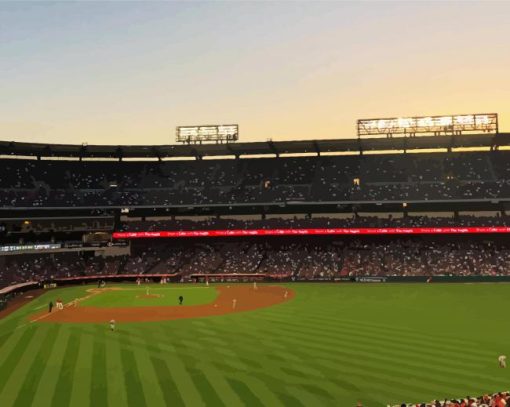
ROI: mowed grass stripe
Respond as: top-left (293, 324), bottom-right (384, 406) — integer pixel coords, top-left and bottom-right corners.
top-left (105, 330), bottom-right (129, 407)
top-left (90, 329), bottom-right (108, 407)
top-left (266, 319), bottom-right (489, 377)
top-left (187, 367), bottom-right (224, 407)
top-left (244, 340), bottom-right (448, 405)
top-left (182, 316), bottom-right (483, 389)
top-left (150, 357), bottom-right (186, 407)
top-left (248, 368), bottom-right (352, 406)
top-left (263, 302), bottom-right (477, 347)
top-left (11, 325), bottom-right (61, 407)
top-left (198, 364), bottom-right (245, 407)
top-left (0, 327), bottom-right (37, 394)
top-left (227, 378), bottom-right (265, 407)
top-left (315, 356), bottom-right (452, 404)
top-left (120, 347), bottom-right (147, 407)
top-left (199, 326), bottom-right (318, 378)
top-left (166, 326), bottom-right (330, 405)
top-left (51, 332), bottom-right (81, 407)
top-left (128, 333), bottom-right (167, 407)
top-left (299, 312), bottom-right (489, 358)
top-left (69, 329), bottom-right (94, 407)
top-left (129, 330), bottom-right (189, 406)
top-left (158, 321), bottom-right (279, 361)
top-left (258, 321), bottom-right (500, 392)
top-left (259, 326), bottom-right (488, 398)
top-left (137, 310), bottom-right (499, 402)
top-left (262, 311), bottom-right (493, 362)
top-left (170, 333), bottom-right (319, 387)
top-left (155, 320), bottom-right (305, 368)
top-left (150, 326), bottom-right (206, 406)
top-left (152, 320), bottom-right (441, 400)
top-left (257, 315), bottom-right (499, 381)
top-left (30, 327), bottom-right (71, 407)
top-left (283, 385), bottom-right (331, 407)
top-left (274, 390), bottom-right (307, 407)
top-left (209, 316), bottom-right (483, 398)
top-left (0, 326), bottom-right (48, 406)
top-left (232, 373), bottom-right (287, 407)
top-left (0, 326), bottom-right (18, 349)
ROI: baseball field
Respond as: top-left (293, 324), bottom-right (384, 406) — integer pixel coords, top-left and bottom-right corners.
top-left (0, 283), bottom-right (509, 407)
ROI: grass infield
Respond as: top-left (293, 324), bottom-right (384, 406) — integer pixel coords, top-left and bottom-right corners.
top-left (79, 286), bottom-right (218, 308)
top-left (0, 283), bottom-right (509, 406)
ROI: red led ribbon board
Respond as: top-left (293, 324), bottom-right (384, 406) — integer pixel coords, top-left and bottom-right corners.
top-left (113, 227), bottom-right (510, 239)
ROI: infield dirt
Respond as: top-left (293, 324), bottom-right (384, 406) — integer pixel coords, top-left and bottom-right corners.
top-left (30, 285), bottom-right (293, 323)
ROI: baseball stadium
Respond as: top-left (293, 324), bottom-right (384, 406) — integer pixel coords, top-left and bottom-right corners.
top-left (2, 119), bottom-right (510, 407)
top-left (2, 2), bottom-right (510, 407)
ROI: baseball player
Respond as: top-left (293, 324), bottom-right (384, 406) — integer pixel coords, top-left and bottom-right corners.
top-left (110, 319), bottom-right (116, 332)
top-left (499, 355), bottom-right (507, 368)
top-left (232, 298), bottom-right (237, 310)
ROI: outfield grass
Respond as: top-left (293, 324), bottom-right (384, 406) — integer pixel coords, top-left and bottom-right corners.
top-left (80, 286), bottom-right (218, 307)
top-left (0, 283), bottom-right (509, 407)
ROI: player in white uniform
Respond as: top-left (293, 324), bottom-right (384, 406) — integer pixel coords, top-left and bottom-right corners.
top-left (499, 355), bottom-right (507, 368)
top-left (232, 299), bottom-right (237, 310)
top-left (110, 319), bottom-right (116, 331)
top-left (284, 290), bottom-right (288, 299)
top-left (253, 281), bottom-right (258, 290)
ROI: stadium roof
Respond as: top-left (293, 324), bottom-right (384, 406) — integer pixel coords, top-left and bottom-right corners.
top-left (1, 133), bottom-right (509, 159)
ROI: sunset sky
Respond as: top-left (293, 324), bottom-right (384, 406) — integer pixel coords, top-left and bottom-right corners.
top-left (1, 1), bottom-right (509, 145)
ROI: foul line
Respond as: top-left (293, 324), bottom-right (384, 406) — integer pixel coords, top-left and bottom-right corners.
top-left (30, 288), bottom-right (105, 323)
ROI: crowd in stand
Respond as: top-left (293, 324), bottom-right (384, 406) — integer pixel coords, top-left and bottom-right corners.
top-left (2, 237), bottom-right (510, 288)
top-left (120, 214), bottom-right (510, 232)
top-left (1, 151), bottom-right (510, 207)
top-left (392, 390), bottom-right (510, 407)
top-left (0, 252), bottom-right (124, 288)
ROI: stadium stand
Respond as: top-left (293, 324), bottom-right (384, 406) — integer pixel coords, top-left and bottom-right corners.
top-left (393, 390), bottom-right (510, 406)
top-left (2, 237), bottom-right (510, 288)
top-left (1, 149), bottom-right (510, 207)
top-left (2, 134), bottom-right (510, 289)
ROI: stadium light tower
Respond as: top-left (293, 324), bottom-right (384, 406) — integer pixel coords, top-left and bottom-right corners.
top-left (176, 124), bottom-right (239, 144)
top-left (357, 113), bottom-right (498, 138)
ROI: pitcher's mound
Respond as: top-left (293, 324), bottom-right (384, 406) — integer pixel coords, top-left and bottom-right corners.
top-left (137, 294), bottom-right (164, 299)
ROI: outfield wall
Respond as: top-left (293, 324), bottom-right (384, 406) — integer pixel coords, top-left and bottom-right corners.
top-left (330, 276), bottom-right (510, 283)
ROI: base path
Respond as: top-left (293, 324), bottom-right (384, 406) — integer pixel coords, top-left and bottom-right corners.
top-left (30, 285), bottom-right (294, 323)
